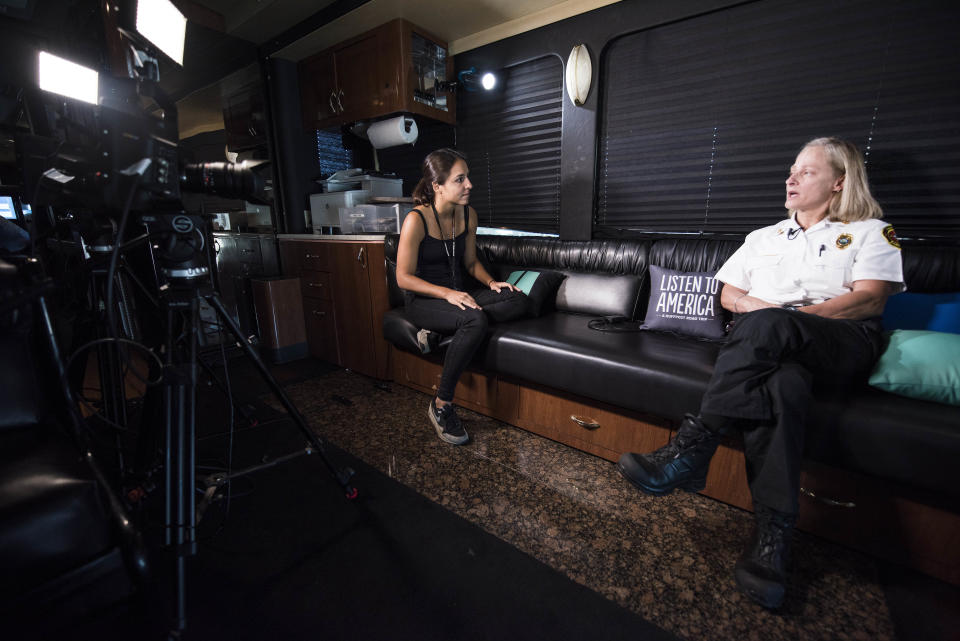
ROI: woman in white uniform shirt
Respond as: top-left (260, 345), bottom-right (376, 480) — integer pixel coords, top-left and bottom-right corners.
top-left (618, 138), bottom-right (905, 609)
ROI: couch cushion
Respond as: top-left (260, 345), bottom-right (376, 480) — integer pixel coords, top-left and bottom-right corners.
top-left (640, 265), bottom-right (726, 339)
top-left (555, 272), bottom-right (645, 318)
top-left (504, 269), bottom-right (566, 316)
top-left (482, 312), bottom-right (722, 421)
top-left (868, 330), bottom-right (960, 406)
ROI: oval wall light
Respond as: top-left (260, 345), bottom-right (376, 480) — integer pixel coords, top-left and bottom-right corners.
top-left (565, 44), bottom-right (592, 106)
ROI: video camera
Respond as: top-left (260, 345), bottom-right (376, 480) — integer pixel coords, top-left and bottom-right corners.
top-left (12, 0), bottom-right (270, 230)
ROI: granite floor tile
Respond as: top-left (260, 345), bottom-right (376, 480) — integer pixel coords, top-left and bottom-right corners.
top-left (268, 370), bottom-right (895, 641)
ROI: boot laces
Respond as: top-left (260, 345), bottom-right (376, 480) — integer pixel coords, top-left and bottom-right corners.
top-left (755, 511), bottom-right (792, 566)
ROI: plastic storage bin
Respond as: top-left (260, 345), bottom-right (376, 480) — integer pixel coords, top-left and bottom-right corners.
top-left (338, 204), bottom-right (406, 233)
top-left (309, 190), bottom-right (370, 228)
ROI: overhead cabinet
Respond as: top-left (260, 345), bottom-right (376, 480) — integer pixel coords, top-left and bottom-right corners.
top-left (299, 18), bottom-right (456, 129)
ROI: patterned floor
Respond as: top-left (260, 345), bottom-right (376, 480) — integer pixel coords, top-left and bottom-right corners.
top-left (270, 369), bottom-right (895, 641)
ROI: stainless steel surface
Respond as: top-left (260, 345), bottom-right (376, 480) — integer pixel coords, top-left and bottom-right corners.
top-left (210, 233), bottom-right (282, 342)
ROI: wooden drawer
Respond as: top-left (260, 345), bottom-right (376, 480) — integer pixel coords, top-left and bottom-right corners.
top-left (391, 350), bottom-right (519, 421)
top-left (515, 385), bottom-right (672, 462)
top-left (300, 270), bottom-right (332, 301)
top-left (303, 297), bottom-right (338, 363)
top-left (301, 244), bottom-right (332, 271)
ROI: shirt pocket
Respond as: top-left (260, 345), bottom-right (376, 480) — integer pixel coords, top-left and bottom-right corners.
top-left (810, 252), bottom-right (851, 291)
top-left (744, 254), bottom-right (785, 290)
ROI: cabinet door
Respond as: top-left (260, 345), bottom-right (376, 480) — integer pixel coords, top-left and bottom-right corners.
top-left (333, 33), bottom-right (383, 122)
top-left (303, 297), bottom-right (339, 363)
top-left (329, 242), bottom-right (378, 377)
top-left (299, 53), bottom-right (338, 129)
top-left (224, 82), bottom-right (267, 151)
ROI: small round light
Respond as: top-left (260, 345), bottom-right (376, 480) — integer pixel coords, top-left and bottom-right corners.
top-left (481, 73), bottom-right (497, 91)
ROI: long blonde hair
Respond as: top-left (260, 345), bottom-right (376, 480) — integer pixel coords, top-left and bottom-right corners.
top-left (792, 137), bottom-right (883, 222)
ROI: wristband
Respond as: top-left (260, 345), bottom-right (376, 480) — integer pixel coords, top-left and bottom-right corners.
top-left (487, 279), bottom-right (495, 287)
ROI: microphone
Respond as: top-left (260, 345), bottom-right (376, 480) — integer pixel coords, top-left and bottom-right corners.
top-left (787, 227), bottom-right (801, 240)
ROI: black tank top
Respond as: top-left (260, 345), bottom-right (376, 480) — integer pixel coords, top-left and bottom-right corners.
top-left (412, 206), bottom-right (468, 292)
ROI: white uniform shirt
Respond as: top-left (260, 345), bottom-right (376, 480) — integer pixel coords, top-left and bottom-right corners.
top-left (715, 215), bottom-right (906, 307)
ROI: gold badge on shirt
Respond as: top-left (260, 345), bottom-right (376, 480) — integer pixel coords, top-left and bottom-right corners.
top-left (836, 233), bottom-right (853, 249)
top-left (882, 225), bottom-right (901, 249)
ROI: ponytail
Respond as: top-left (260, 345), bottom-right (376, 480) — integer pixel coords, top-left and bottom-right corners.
top-left (413, 148), bottom-right (466, 207)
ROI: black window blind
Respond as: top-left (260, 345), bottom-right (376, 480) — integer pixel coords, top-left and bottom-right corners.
top-left (596, 0), bottom-right (960, 239)
top-left (457, 55), bottom-right (563, 232)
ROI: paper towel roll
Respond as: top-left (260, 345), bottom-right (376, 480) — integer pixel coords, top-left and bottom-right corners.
top-left (367, 116), bottom-right (419, 149)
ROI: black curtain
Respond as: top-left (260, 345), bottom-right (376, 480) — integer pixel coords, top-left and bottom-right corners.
top-left (596, 0), bottom-right (960, 239)
top-left (457, 55), bottom-right (563, 233)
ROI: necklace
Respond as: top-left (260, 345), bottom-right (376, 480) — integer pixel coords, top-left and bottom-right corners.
top-left (431, 203), bottom-right (459, 290)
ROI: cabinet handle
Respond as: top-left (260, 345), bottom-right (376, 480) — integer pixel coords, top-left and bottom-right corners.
top-left (570, 415), bottom-right (600, 430)
top-left (336, 88), bottom-right (345, 112)
top-left (307, 282), bottom-right (324, 288)
top-left (799, 486), bottom-right (856, 508)
top-left (240, 248), bottom-right (255, 254)
top-left (357, 246), bottom-right (367, 269)
top-left (329, 90), bottom-right (337, 114)
top-left (305, 253), bottom-right (321, 259)
top-left (312, 310), bottom-right (326, 317)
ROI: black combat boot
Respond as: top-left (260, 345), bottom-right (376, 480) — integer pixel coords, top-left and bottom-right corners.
top-left (734, 504), bottom-right (796, 609)
top-left (617, 414), bottom-right (720, 496)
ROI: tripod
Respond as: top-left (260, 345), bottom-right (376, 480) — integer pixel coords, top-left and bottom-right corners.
top-left (132, 212), bottom-right (357, 637)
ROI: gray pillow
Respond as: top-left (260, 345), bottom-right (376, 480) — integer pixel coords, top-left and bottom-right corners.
top-left (640, 265), bottom-right (726, 339)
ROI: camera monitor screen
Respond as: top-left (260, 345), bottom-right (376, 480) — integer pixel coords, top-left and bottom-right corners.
top-left (0, 196), bottom-right (17, 220)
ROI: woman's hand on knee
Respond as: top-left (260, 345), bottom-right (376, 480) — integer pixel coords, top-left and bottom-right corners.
top-left (445, 289), bottom-right (481, 310)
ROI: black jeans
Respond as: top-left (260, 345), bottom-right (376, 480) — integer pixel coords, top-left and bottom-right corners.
top-left (698, 308), bottom-right (884, 516)
top-left (404, 288), bottom-right (528, 402)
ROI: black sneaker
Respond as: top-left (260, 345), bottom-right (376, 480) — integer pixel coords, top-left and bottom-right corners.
top-left (428, 399), bottom-right (469, 445)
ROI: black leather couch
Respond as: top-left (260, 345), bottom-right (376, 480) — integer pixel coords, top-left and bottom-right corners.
top-left (383, 233), bottom-right (960, 502)
top-left (0, 267), bottom-right (147, 632)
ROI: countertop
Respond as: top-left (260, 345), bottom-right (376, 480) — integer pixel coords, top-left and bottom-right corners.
top-left (277, 233), bottom-right (387, 242)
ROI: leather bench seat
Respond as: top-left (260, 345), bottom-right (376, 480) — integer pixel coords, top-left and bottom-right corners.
top-left (804, 390), bottom-right (960, 499)
top-left (0, 424), bottom-right (119, 600)
top-left (483, 313), bottom-right (721, 422)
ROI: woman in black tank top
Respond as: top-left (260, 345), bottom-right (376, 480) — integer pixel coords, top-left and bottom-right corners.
top-left (396, 148), bottom-right (529, 445)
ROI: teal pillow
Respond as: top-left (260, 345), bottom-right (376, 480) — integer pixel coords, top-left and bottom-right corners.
top-left (506, 269), bottom-right (565, 316)
top-left (868, 330), bottom-right (960, 406)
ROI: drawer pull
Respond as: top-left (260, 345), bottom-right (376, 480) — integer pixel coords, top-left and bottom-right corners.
top-left (305, 253), bottom-right (321, 259)
top-left (312, 310), bottom-right (326, 317)
top-left (799, 486), bottom-right (856, 508)
top-left (307, 282), bottom-right (324, 288)
top-left (570, 415), bottom-right (600, 430)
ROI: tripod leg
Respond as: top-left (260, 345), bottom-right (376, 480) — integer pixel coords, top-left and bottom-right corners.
top-left (205, 293), bottom-right (357, 499)
top-left (36, 292), bottom-right (151, 583)
top-left (163, 297), bottom-right (199, 635)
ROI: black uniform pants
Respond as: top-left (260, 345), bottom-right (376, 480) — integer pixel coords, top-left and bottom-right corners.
top-left (698, 308), bottom-right (884, 516)
top-left (404, 288), bottom-right (528, 402)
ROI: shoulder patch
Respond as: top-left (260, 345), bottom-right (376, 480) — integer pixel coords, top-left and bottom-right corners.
top-left (882, 225), bottom-right (901, 249)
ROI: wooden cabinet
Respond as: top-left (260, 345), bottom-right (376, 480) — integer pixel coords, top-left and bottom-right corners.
top-left (279, 239), bottom-right (390, 379)
top-left (223, 81), bottom-right (267, 151)
top-left (221, 62), bottom-right (268, 152)
top-left (298, 18), bottom-right (455, 130)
